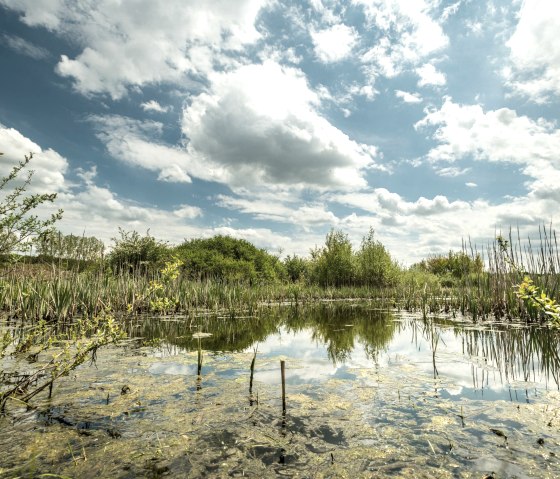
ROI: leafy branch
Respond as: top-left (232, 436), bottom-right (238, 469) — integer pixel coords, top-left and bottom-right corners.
top-left (1, 313), bottom-right (125, 411)
top-left (497, 235), bottom-right (560, 325)
top-left (0, 152), bottom-right (63, 256)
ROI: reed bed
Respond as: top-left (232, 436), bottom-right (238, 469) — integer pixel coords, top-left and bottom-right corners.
top-left (396, 226), bottom-right (560, 322)
top-left (1, 225), bottom-right (560, 323)
top-left (0, 269), bottom-right (392, 321)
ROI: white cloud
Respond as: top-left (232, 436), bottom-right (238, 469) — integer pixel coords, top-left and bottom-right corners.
top-left (333, 188), bottom-right (470, 217)
top-left (89, 115), bottom-right (195, 184)
top-left (0, 0), bottom-right (64, 29)
top-left (465, 19), bottom-right (483, 36)
top-left (217, 194), bottom-right (339, 230)
top-left (357, 0), bottom-right (449, 78)
top-left (4, 124), bottom-right (558, 265)
top-left (330, 188), bottom-right (553, 265)
top-left (465, 182), bottom-right (477, 188)
top-left (416, 97), bottom-right (560, 208)
top-left (347, 83), bottom-right (378, 101)
top-left (173, 205), bottom-right (203, 219)
top-left (416, 63), bottom-right (446, 87)
top-left (141, 100), bottom-right (171, 114)
top-left (181, 60), bottom-right (383, 191)
top-left (415, 98), bottom-right (560, 169)
top-left (435, 166), bottom-right (470, 177)
top-left (93, 60), bottom-right (384, 194)
top-left (311, 24), bottom-right (359, 63)
top-left (395, 90), bottom-right (423, 103)
top-left (0, 124), bottom-right (300, 254)
top-left (1, 34), bottom-right (50, 60)
top-left (210, 226), bottom-right (292, 254)
top-left (505, 0), bottom-right (560, 102)
top-left (1, 0), bottom-right (270, 98)
top-left (257, 45), bottom-right (302, 65)
top-left (0, 126), bottom-right (67, 193)
top-left (307, 0), bottom-right (340, 24)
top-left (441, 1), bottom-right (462, 22)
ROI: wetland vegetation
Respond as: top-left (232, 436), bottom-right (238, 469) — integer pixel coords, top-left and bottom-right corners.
top-left (2, 154), bottom-right (560, 477)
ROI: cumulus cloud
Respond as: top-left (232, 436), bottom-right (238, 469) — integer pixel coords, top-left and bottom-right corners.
top-left (415, 97), bottom-right (560, 211)
top-left (333, 188), bottom-right (470, 217)
top-left (416, 63), bottom-right (446, 87)
top-left (505, 0), bottom-right (560, 102)
top-left (173, 205), bottom-right (203, 219)
top-left (88, 115), bottom-right (195, 184)
top-left (415, 97), bottom-right (560, 169)
top-left (0, 124), bottom-right (300, 253)
top-left (92, 62), bottom-right (382, 193)
top-left (0, 125), bottom-right (67, 193)
top-left (217, 194), bottom-right (339, 230)
top-left (140, 100), bottom-right (171, 114)
top-left (0, 0), bottom-right (64, 29)
top-left (92, 63), bottom-right (383, 194)
top-left (182, 60), bottom-right (382, 191)
top-left (395, 90), bottom-right (423, 103)
top-left (1, 0), bottom-right (269, 98)
top-left (311, 24), bottom-right (358, 63)
top-left (440, 1), bottom-right (462, 22)
top-left (357, 0), bottom-right (449, 78)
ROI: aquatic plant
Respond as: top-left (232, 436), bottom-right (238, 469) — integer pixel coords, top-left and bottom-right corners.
top-left (516, 275), bottom-right (560, 324)
top-left (0, 312), bottom-right (125, 411)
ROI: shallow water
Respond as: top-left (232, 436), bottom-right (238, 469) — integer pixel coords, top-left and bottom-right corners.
top-left (1, 304), bottom-right (560, 478)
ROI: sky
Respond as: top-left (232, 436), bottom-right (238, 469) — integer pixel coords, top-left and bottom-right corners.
top-left (1, 0), bottom-right (559, 265)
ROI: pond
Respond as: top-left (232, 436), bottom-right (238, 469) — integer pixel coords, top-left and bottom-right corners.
top-left (1, 303), bottom-right (560, 478)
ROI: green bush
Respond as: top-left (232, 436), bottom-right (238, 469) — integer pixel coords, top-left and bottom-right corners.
top-left (284, 254), bottom-right (309, 282)
top-left (174, 235), bottom-right (285, 283)
top-left (309, 230), bottom-right (356, 287)
top-left (356, 228), bottom-right (400, 287)
top-left (107, 229), bottom-right (170, 275)
top-left (412, 250), bottom-right (483, 286)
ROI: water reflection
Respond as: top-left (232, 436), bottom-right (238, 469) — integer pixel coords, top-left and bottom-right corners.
top-left (127, 303), bottom-right (560, 402)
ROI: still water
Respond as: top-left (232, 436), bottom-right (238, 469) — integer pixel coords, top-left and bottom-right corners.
top-left (1, 303), bottom-right (560, 478)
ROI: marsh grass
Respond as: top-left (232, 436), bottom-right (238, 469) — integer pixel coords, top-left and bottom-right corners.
top-left (1, 225), bottom-right (560, 323)
top-left (0, 263), bottom-right (397, 321)
top-left (399, 226), bottom-right (560, 322)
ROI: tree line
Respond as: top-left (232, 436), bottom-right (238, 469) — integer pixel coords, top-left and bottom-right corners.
top-left (1, 151), bottom-right (481, 287)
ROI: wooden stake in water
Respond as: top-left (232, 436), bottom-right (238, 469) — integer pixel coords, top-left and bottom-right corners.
top-left (249, 348), bottom-right (257, 406)
top-left (197, 338), bottom-right (203, 391)
top-left (281, 360), bottom-right (286, 416)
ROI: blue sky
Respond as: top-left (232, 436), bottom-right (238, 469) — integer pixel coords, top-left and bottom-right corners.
top-left (1, 0), bottom-right (559, 264)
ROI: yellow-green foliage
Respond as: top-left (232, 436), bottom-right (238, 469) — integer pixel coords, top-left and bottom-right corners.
top-left (147, 257), bottom-right (183, 313)
top-left (516, 275), bottom-right (560, 324)
top-left (1, 312), bottom-right (125, 409)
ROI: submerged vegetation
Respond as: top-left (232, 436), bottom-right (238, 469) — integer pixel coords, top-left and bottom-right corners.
top-left (1, 312), bottom-right (124, 410)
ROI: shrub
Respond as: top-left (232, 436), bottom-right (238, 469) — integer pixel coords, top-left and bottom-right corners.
top-left (174, 235), bottom-right (285, 283)
top-left (309, 230), bottom-right (356, 287)
top-left (107, 228), bottom-right (170, 275)
top-left (356, 228), bottom-right (400, 287)
top-left (284, 254), bottom-right (309, 282)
